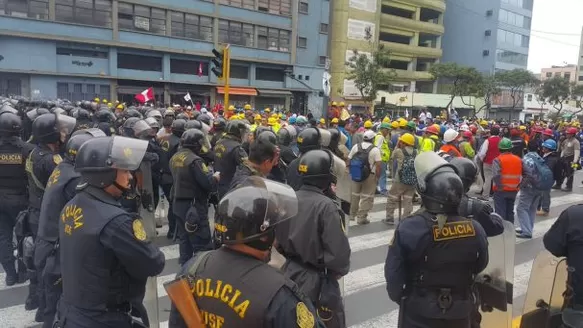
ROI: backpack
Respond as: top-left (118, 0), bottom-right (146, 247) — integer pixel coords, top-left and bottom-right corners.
top-left (525, 153), bottom-right (554, 190)
top-left (399, 149), bottom-right (418, 186)
top-left (349, 143), bottom-right (374, 182)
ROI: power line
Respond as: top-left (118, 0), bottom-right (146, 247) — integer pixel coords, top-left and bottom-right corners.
top-left (530, 29), bottom-right (581, 37)
top-left (530, 32), bottom-right (581, 47)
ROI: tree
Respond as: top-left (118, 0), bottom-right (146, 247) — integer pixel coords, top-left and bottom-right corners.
top-left (346, 27), bottom-right (397, 109)
top-left (571, 84), bottom-right (583, 115)
top-left (429, 62), bottom-right (482, 116)
top-left (460, 74), bottom-right (501, 117)
top-left (495, 69), bottom-right (538, 119)
top-left (538, 76), bottom-right (571, 115)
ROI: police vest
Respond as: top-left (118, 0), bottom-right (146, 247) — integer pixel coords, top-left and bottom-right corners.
top-left (59, 188), bottom-right (132, 310)
top-left (214, 137), bottom-right (242, 189)
top-left (189, 248), bottom-right (290, 327)
top-left (170, 148), bottom-right (201, 201)
top-left (492, 153), bottom-right (522, 192)
top-left (38, 161), bottom-right (80, 243)
top-left (0, 138), bottom-right (29, 195)
top-left (26, 146), bottom-right (59, 209)
top-left (374, 134), bottom-right (390, 162)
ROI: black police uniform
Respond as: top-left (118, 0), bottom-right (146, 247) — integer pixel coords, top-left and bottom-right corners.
top-left (276, 185), bottom-right (351, 328)
top-left (210, 131), bottom-right (225, 149)
top-left (35, 158), bottom-right (80, 326)
top-left (214, 135), bottom-right (247, 198)
top-left (160, 133), bottom-right (181, 238)
top-left (0, 136), bottom-right (33, 281)
top-left (543, 204), bottom-right (583, 325)
top-left (229, 160), bottom-right (263, 190)
top-left (286, 157), bottom-right (303, 191)
top-left (58, 185), bottom-right (165, 328)
top-left (170, 147), bottom-right (217, 265)
top-left (385, 212), bottom-right (489, 328)
top-left (169, 247), bottom-right (325, 328)
top-left (458, 195), bottom-right (504, 237)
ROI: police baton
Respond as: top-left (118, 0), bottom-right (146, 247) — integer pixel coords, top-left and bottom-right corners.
top-left (164, 278), bottom-right (206, 328)
top-left (397, 296), bottom-right (407, 328)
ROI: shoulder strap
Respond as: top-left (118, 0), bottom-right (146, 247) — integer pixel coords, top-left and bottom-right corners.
top-left (26, 156), bottom-right (46, 191)
top-left (365, 144), bottom-right (375, 153)
top-left (187, 250), bottom-right (213, 277)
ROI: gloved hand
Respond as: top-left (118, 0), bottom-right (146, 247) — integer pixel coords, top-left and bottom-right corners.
top-left (143, 152), bottom-right (159, 164)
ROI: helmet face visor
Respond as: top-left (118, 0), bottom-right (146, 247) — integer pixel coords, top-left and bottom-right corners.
top-left (109, 136), bottom-right (148, 171)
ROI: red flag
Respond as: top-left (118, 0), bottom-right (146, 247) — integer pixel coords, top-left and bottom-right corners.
top-left (135, 87), bottom-right (154, 103)
top-left (198, 63), bottom-right (203, 77)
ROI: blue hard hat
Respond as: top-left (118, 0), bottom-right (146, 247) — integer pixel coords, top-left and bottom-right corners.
top-left (289, 117), bottom-right (296, 124)
top-left (542, 139), bottom-right (557, 151)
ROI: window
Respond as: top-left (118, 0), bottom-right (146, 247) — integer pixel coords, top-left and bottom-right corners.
top-left (170, 12), bottom-right (213, 42)
top-left (527, 94), bottom-right (533, 101)
top-left (256, 67), bottom-right (284, 82)
top-left (305, 75), bottom-right (310, 81)
top-left (545, 72), bottom-right (552, 78)
top-left (118, 53), bottom-right (162, 71)
top-left (554, 72), bottom-right (561, 77)
top-left (318, 56), bottom-right (326, 66)
top-left (56, 83), bottom-right (109, 101)
top-left (298, 1), bottom-right (308, 13)
top-left (218, 20), bottom-right (254, 47)
top-left (219, 0), bottom-right (254, 10)
top-left (579, 76), bottom-right (583, 82)
top-left (0, 0), bottom-right (49, 20)
top-left (320, 23), bottom-right (328, 34)
top-left (257, 26), bottom-right (290, 52)
top-left (230, 65), bottom-right (249, 79)
top-left (55, 0), bottom-right (111, 27)
top-left (498, 9), bottom-right (530, 29)
top-left (501, 0), bottom-right (532, 10)
top-left (118, 3), bottom-right (166, 35)
top-left (0, 77), bottom-right (22, 96)
top-left (497, 29), bottom-right (529, 47)
top-left (170, 59), bottom-right (208, 75)
top-left (258, 0), bottom-right (291, 16)
top-left (298, 37), bottom-right (307, 48)
top-left (57, 47), bottom-right (108, 58)
top-left (565, 73), bottom-right (571, 80)
top-left (496, 49), bottom-right (528, 66)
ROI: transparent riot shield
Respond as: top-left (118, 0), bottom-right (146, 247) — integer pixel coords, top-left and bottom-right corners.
top-left (519, 250), bottom-right (568, 328)
top-left (138, 160), bottom-right (159, 328)
top-left (478, 219), bottom-right (515, 328)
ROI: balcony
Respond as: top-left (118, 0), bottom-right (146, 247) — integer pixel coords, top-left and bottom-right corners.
top-left (380, 14), bottom-right (444, 35)
top-left (387, 68), bottom-right (433, 81)
top-left (381, 41), bottom-right (442, 58)
top-left (382, 0), bottom-right (446, 12)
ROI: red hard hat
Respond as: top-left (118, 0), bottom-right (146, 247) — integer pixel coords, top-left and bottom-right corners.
top-left (469, 125), bottom-right (478, 134)
top-left (542, 128), bottom-right (554, 137)
top-left (567, 127), bottom-right (578, 134)
top-left (426, 125), bottom-right (439, 135)
top-left (463, 131), bottom-right (473, 139)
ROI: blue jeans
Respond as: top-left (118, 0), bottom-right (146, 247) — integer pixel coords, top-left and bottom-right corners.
top-left (378, 162), bottom-right (388, 193)
top-left (493, 191), bottom-right (517, 223)
top-left (538, 189), bottom-right (551, 212)
top-left (516, 188), bottom-right (541, 237)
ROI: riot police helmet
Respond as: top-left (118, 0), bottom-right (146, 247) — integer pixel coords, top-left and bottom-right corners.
top-left (197, 113), bottom-right (212, 126)
top-left (213, 116), bottom-right (227, 131)
top-left (26, 108), bottom-right (50, 121)
top-left (75, 136), bottom-right (148, 190)
top-left (217, 176), bottom-right (298, 251)
top-left (0, 112), bottom-right (22, 137)
top-left (146, 109), bottom-right (162, 120)
top-left (448, 157), bottom-right (477, 193)
top-left (297, 127), bottom-right (321, 154)
top-left (277, 125), bottom-right (296, 146)
top-left (132, 119), bottom-right (154, 140)
top-left (171, 119), bottom-right (187, 137)
top-left (184, 119), bottom-right (203, 131)
top-left (123, 108), bottom-right (142, 119)
top-left (0, 104), bottom-right (18, 115)
top-left (52, 107), bottom-right (66, 115)
top-left (254, 126), bottom-right (272, 139)
top-left (298, 149), bottom-right (336, 189)
top-left (80, 101), bottom-right (92, 110)
top-left (191, 110), bottom-right (200, 120)
top-left (328, 127), bottom-right (341, 150)
top-left (176, 113), bottom-right (189, 120)
top-left (144, 117), bottom-right (160, 130)
top-left (65, 128), bottom-right (106, 162)
top-left (180, 128), bottom-right (205, 152)
top-left (95, 109), bottom-right (115, 123)
top-left (121, 117), bottom-right (141, 137)
top-left (257, 130), bottom-right (277, 145)
top-left (75, 108), bottom-right (91, 120)
top-left (225, 120), bottom-right (249, 141)
top-left (32, 113), bottom-right (76, 144)
top-left (415, 151), bottom-right (464, 214)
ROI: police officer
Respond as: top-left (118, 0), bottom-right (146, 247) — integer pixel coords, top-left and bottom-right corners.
top-left (170, 129), bottom-right (220, 265)
top-left (58, 136), bottom-right (165, 328)
top-left (385, 151), bottom-right (489, 328)
top-left (0, 112), bottom-right (33, 286)
top-left (277, 125), bottom-right (298, 167)
top-left (35, 128), bottom-right (105, 327)
top-left (276, 149), bottom-right (351, 328)
top-left (213, 120), bottom-right (249, 198)
top-left (25, 113), bottom-right (76, 312)
top-left (94, 108), bottom-right (116, 136)
top-left (286, 127), bottom-right (322, 191)
top-left (211, 116), bottom-right (227, 148)
top-left (159, 118), bottom-right (183, 239)
top-left (448, 157), bottom-right (504, 237)
top-left (168, 176), bottom-right (325, 328)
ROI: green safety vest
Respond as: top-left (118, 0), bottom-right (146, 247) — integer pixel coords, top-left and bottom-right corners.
top-left (375, 133), bottom-right (391, 162)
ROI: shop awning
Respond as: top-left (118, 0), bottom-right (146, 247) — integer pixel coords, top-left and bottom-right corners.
top-left (257, 89), bottom-right (292, 97)
top-left (216, 87), bottom-right (257, 96)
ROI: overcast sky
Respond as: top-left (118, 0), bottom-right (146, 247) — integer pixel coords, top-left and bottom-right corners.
top-left (527, 0), bottom-right (582, 72)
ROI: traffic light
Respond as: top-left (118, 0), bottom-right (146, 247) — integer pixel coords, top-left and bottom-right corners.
top-left (212, 48), bottom-right (225, 78)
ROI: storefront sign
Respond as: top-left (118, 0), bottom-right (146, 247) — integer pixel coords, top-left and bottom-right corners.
top-left (72, 60), bottom-right (94, 67)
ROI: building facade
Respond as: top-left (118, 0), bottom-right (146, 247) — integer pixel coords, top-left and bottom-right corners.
top-left (329, 0), bottom-right (445, 107)
top-left (577, 27), bottom-right (583, 84)
top-left (0, 0), bottom-right (329, 113)
top-left (541, 64), bottom-right (578, 83)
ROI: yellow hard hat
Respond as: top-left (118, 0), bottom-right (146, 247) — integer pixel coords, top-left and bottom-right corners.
top-left (399, 133), bottom-right (415, 146)
top-left (480, 120), bottom-right (488, 126)
top-left (398, 119), bottom-right (408, 128)
top-left (102, 99), bottom-right (108, 103)
top-left (254, 114), bottom-right (262, 121)
top-left (229, 115), bottom-right (239, 120)
top-left (364, 120), bottom-right (373, 128)
top-left (331, 101), bottom-right (338, 106)
top-left (519, 125), bottom-right (526, 130)
top-left (339, 102), bottom-right (345, 107)
top-left (391, 121), bottom-right (399, 129)
top-left (268, 117), bottom-right (276, 125)
top-left (244, 104), bottom-right (252, 110)
top-left (228, 105), bottom-right (235, 111)
top-left (116, 104), bottom-right (124, 110)
top-left (331, 118), bottom-right (339, 124)
top-left (320, 118), bottom-right (325, 124)
top-left (264, 108), bottom-right (271, 113)
top-left (382, 117), bottom-right (390, 124)
top-left (93, 98), bottom-right (100, 102)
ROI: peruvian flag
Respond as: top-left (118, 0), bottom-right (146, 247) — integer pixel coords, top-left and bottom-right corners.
top-left (135, 87), bottom-right (154, 103)
top-left (197, 63), bottom-right (203, 77)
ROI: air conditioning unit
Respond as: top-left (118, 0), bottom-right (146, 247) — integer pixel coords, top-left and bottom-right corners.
top-left (483, 50), bottom-right (490, 56)
top-left (485, 30), bottom-right (492, 36)
top-left (486, 10), bottom-right (493, 16)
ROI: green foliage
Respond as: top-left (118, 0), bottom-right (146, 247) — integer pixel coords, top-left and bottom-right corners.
top-left (537, 76), bottom-right (571, 112)
top-left (429, 62), bottom-right (483, 112)
top-left (495, 69), bottom-right (538, 110)
top-left (345, 27), bottom-right (397, 105)
top-left (469, 75), bottom-right (501, 115)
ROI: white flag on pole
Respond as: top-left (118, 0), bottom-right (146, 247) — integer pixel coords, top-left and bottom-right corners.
top-left (184, 92), bottom-right (192, 102)
top-left (405, 109), bottom-right (409, 118)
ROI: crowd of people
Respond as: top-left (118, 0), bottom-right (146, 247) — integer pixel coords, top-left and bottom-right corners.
top-left (0, 94), bottom-right (582, 328)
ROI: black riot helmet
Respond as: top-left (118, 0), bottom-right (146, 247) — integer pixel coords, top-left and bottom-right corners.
top-left (225, 120), bottom-right (249, 141)
top-left (74, 108), bottom-right (91, 120)
top-left (197, 113), bottom-right (212, 126)
top-left (254, 126), bottom-right (272, 139)
top-left (0, 112), bottom-right (22, 137)
top-left (277, 126), bottom-right (296, 147)
top-left (32, 113), bottom-right (76, 144)
top-left (26, 108), bottom-right (50, 122)
top-left (213, 116), bottom-right (227, 131)
top-left (184, 119), bottom-right (203, 130)
top-left (256, 130), bottom-right (277, 145)
top-left (328, 128), bottom-right (341, 150)
top-left (123, 108), bottom-right (143, 119)
top-left (180, 128), bottom-right (205, 153)
top-left (297, 127), bottom-right (321, 154)
top-left (80, 101), bottom-right (92, 110)
top-left (415, 152), bottom-right (463, 214)
top-left (95, 109), bottom-right (115, 123)
top-left (122, 117), bottom-right (141, 137)
top-left (176, 113), bottom-right (189, 120)
top-left (132, 119), bottom-right (153, 140)
top-left (448, 157), bottom-right (477, 193)
top-left (0, 104), bottom-right (18, 115)
top-left (75, 136), bottom-right (148, 191)
top-left (298, 149), bottom-right (335, 189)
top-left (171, 119), bottom-right (187, 137)
top-left (216, 176), bottom-right (298, 251)
top-left (65, 128), bottom-right (106, 162)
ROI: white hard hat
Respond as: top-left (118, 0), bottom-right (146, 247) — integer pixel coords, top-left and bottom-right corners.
top-left (364, 130), bottom-right (376, 141)
top-left (443, 129), bottom-right (459, 143)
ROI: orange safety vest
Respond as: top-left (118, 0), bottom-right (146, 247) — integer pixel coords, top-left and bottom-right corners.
top-left (493, 153), bottom-right (522, 192)
top-left (440, 143), bottom-right (462, 157)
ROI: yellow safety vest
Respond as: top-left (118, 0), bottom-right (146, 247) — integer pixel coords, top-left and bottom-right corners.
top-left (420, 137), bottom-right (436, 153)
top-left (374, 133), bottom-right (391, 162)
top-left (250, 124), bottom-right (258, 132)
